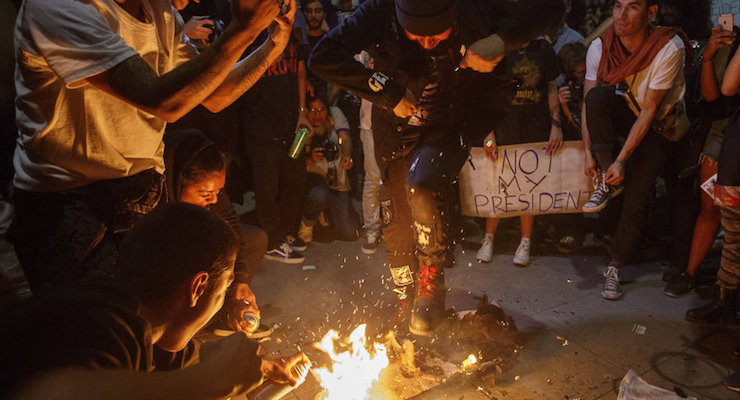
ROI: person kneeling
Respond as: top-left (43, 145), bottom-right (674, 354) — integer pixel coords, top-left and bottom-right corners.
top-left (0, 204), bottom-right (307, 400)
top-left (299, 96), bottom-right (361, 245)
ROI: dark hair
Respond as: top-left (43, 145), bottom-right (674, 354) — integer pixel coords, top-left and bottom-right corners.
top-left (517, 0), bottom-right (567, 33)
top-left (558, 42), bottom-right (587, 75)
top-left (180, 145), bottom-right (227, 188)
top-left (118, 203), bottom-right (238, 302)
top-left (657, 0), bottom-right (711, 40)
top-left (301, 0), bottom-right (330, 13)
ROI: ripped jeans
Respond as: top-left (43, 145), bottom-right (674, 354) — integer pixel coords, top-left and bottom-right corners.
top-left (380, 128), bottom-right (468, 299)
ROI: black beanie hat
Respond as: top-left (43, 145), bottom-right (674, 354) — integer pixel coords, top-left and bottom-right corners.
top-left (395, 0), bottom-right (457, 36)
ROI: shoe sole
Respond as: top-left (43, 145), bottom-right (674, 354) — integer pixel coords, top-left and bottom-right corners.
top-left (291, 245), bottom-right (308, 252)
top-left (583, 186), bottom-right (625, 212)
top-left (513, 259), bottom-right (529, 267)
top-left (725, 382), bottom-right (740, 392)
top-left (361, 247), bottom-right (378, 255)
top-left (263, 254), bottom-right (305, 264)
top-left (663, 290), bottom-right (689, 298)
top-left (601, 291), bottom-right (622, 300)
top-left (477, 258), bottom-right (492, 263)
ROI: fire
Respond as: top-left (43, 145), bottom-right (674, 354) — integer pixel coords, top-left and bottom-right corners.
top-left (461, 354), bottom-right (478, 369)
top-left (312, 324), bottom-right (389, 400)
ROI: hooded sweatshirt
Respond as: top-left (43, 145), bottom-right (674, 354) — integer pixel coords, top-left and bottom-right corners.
top-left (163, 130), bottom-right (255, 284)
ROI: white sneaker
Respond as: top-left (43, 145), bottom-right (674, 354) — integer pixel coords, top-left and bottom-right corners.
top-left (476, 233), bottom-right (494, 263)
top-left (601, 265), bottom-right (622, 300)
top-left (512, 238), bottom-right (530, 267)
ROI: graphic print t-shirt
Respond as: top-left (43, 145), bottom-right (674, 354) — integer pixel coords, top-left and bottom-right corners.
top-left (504, 40), bottom-right (558, 108)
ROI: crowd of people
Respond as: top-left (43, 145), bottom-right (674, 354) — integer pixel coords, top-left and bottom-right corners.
top-left (0, 0), bottom-right (739, 397)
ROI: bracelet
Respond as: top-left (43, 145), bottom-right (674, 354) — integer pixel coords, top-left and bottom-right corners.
top-left (551, 118), bottom-right (562, 128)
top-left (700, 54), bottom-right (714, 64)
top-left (299, 107), bottom-right (307, 113)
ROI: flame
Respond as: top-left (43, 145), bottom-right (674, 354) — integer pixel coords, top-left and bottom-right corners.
top-left (313, 324), bottom-right (389, 400)
top-left (461, 354), bottom-right (478, 369)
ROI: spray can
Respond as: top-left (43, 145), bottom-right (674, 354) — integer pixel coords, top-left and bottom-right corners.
top-left (242, 311), bottom-right (260, 333)
top-left (288, 125), bottom-right (311, 159)
top-left (252, 360), bottom-right (311, 400)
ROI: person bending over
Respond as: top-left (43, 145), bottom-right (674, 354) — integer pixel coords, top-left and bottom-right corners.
top-left (0, 204), bottom-right (308, 400)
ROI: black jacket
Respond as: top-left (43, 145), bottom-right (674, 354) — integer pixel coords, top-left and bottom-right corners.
top-left (309, 0), bottom-right (562, 175)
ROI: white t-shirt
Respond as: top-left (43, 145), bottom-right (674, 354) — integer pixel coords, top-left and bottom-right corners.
top-left (585, 35), bottom-right (686, 121)
top-left (307, 107), bottom-right (352, 192)
top-left (14, 0), bottom-right (198, 191)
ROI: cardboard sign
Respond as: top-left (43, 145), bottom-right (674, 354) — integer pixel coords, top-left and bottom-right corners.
top-left (459, 141), bottom-right (595, 218)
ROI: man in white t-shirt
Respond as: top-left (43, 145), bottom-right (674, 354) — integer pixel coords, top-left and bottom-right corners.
top-left (9, 0), bottom-right (296, 292)
top-left (580, 0), bottom-right (687, 300)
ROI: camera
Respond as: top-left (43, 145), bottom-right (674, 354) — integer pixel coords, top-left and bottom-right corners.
top-left (310, 136), bottom-right (339, 162)
top-left (204, 19), bottom-right (225, 43)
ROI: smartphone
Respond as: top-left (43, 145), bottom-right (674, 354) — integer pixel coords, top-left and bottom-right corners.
top-left (719, 13), bottom-right (734, 32)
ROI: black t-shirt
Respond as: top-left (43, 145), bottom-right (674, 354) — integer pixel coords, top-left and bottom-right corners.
top-left (242, 37), bottom-right (309, 143)
top-left (504, 39), bottom-right (558, 108)
top-left (0, 281), bottom-right (199, 397)
top-left (306, 33), bottom-right (329, 97)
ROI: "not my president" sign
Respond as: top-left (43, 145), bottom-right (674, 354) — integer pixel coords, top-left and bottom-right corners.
top-left (459, 141), bottom-right (595, 218)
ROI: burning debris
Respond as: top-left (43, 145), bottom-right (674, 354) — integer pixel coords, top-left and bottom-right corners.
top-left (307, 295), bottom-right (519, 399)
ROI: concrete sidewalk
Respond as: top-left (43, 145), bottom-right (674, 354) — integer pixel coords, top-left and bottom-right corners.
top-left (251, 236), bottom-right (739, 400)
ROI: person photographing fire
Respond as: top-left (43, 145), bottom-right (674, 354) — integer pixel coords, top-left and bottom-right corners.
top-left (309, 0), bottom-right (565, 336)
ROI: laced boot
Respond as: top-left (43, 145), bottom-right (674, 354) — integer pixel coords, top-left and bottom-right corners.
top-left (409, 264), bottom-right (446, 336)
top-left (685, 286), bottom-right (737, 325)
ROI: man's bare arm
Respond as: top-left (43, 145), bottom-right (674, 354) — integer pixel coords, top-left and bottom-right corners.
top-left (87, 1), bottom-right (280, 122)
top-left (616, 87), bottom-right (669, 162)
top-left (201, 0), bottom-right (297, 112)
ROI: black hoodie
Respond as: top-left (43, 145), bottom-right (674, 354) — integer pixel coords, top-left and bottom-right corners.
top-left (163, 130), bottom-right (255, 284)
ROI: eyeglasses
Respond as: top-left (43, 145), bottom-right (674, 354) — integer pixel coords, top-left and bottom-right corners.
top-left (308, 107), bottom-right (327, 113)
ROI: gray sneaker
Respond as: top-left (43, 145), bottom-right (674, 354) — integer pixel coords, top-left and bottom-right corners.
top-left (361, 233), bottom-right (380, 255)
top-left (601, 266), bottom-right (622, 300)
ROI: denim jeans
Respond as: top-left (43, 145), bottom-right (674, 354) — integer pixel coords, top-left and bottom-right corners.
top-left (380, 128), bottom-right (468, 294)
top-left (9, 169), bottom-right (164, 292)
top-left (585, 85), bottom-right (670, 265)
top-left (360, 129), bottom-right (381, 237)
top-left (304, 173), bottom-right (360, 241)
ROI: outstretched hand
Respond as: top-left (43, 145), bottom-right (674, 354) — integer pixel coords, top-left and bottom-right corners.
top-left (268, 0), bottom-right (297, 51)
top-left (231, 0), bottom-right (281, 35)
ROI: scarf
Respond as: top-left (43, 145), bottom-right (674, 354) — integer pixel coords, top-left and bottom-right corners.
top-left (597, 25), bottom-right (693, 86)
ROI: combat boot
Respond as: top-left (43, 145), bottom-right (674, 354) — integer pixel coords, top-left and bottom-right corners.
top-left (409, 264), bottom-right (445, 336)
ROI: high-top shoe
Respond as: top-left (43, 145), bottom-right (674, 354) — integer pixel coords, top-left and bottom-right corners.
top-left (685, 286), bottom-right (737, 325)
top-left (584, 172), bottom-right (623, 212)
top-left (409, 264), bottom-right (445, 336)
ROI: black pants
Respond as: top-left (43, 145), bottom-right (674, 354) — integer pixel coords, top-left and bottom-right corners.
top-left (586, 86), bottom-right (670, 265)
top-left (381, 129), bottom-right (468, 296)
top-left (9, 170), bottom-right (164, 292)
top-left (246, 139), bottom-right (306, 248)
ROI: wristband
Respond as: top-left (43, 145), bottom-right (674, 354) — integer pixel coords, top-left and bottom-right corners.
top-left (299, 107), bottom-right (307, 113)
top-left (551, 118), bottom-right (562, 128)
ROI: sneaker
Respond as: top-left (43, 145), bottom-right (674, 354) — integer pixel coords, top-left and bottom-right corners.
top-left (556, 235), bottom-right (578, 254)
top-left (601, 265), bottom-right (622, 300)
top-left (361, 233), bottom-right (380, 255)
top-left (264, 242), bottom-right (305, 264)
top-left (512, 238), bottom-right (530, 267)
top-left (476, 233), bottom-right (494, 263)
top-left (583, 174), bottom-right (623, 212)
top-left (297, 219), bottom-right (314, 247)
top-left (664, 272), bottom-right (695, 298)
top-left (286, 234), bottom-right (308, 252)
top-left (409, 264), bottom-right (445, 336)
